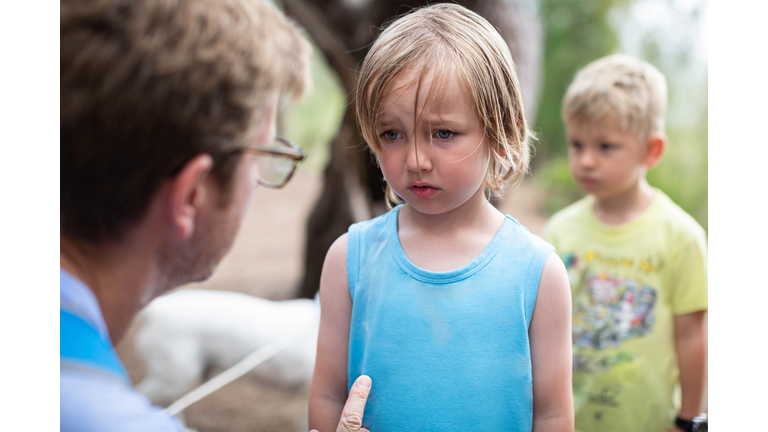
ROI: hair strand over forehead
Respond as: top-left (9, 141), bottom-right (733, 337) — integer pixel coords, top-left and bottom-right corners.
top-left (355, 3), bottom-right (534, 208)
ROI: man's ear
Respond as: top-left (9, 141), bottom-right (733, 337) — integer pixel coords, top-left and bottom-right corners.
top-left (167, 154), bottom-right (214, 240)
top-left (643, 132), bottom-right (667, 168)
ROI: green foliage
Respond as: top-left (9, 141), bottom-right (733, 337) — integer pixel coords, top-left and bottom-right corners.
top-left (533, 0), bottom-right (631, 220)
top-left (283, 40), bottom-right (347, 171)
top-left (535, 157), bottom-right (585, 216)
top-left (535, 0), bottom-right (630, 162)
top-left (533, 0), bottom-right (707, 232)
top-left (278, 0), bottom-right (707, 232)
top-left (640, 18), bottom-right (708, 231)
top-left (647, 104), bottom-right (708, 231)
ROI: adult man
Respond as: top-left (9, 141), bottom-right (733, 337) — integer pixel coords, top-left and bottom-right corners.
top-left (60, 0), bottom-right (370, 430)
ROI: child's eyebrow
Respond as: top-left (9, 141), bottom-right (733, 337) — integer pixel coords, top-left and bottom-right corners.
top-left (375, 117), bottom-right (400, 130)
top-left (375, 109), bottom-right (407, 128)
top-left (423, 114), bottom-right (463, 126)
top-left (412, 105), bottom-right (463, 122)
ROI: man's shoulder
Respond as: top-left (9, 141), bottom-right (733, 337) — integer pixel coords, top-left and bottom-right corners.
top-left (61, 368), bottom-right (182, 432)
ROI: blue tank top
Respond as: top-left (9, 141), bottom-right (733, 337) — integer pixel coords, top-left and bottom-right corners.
top-left (347, 205), bottom-right (555, 431)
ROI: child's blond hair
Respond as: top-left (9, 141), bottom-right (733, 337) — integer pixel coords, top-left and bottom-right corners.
top-left (355, 3), bottom-right (532, 207)
top-left (562, 54), bottom-right (667, 142)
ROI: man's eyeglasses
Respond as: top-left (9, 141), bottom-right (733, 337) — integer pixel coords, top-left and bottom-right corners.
top-left (241, 137), bottom-right (307, 188)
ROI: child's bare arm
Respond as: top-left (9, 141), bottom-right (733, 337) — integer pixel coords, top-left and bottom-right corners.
top-left (673, 310), bottom-right (707, 424)
top-left (309, 234), bottom-right (354, 432)
top-left (529, 253), bottom-right (574, 432)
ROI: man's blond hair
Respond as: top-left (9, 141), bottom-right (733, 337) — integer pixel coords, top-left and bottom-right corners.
top-left (356, 3), bottom-right (532, 207)
top-left (562, 54), bottom-right (667, 141)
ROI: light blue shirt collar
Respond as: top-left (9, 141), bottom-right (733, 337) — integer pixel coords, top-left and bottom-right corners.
top-left (60, 268), bottom-right (110, 341)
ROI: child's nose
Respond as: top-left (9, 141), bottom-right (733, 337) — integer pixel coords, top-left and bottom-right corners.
top-left (405, 140), bottom-right (432, 172)
top-left (579, 149), bottom-right (597, 168)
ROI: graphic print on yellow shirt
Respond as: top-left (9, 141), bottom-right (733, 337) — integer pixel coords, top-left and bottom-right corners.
top-left (569, 252), bottom-right (658, 352)
top-left (543, 190), bottom-right (708, 432)
top-left (565, 250), bottom-right (665, 412)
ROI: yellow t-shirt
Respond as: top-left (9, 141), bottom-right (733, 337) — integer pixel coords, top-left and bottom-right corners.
top-left (543, 189), bottom-right (707, 432)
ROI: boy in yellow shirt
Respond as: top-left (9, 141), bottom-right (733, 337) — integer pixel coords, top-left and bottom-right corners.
top-left (543, 55), bottom-right (708, 432)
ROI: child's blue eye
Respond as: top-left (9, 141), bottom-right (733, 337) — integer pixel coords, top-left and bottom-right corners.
top-left (570, 141), bottom-right (582, 150)
top-left (381, 130), bottom-right (402, 141)
top-left (600, 143), bottom-right (614, 151)
top-left (435, 130), bottom-right (455, 140)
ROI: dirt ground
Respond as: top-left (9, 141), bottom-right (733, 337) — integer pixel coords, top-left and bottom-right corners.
top-left (115, 167), bottom-right (548, 432)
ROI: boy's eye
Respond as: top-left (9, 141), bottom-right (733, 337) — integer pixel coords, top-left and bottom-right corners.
top-left (380, 130), bottom-right (402, 141)
top-left (600, 143), bottom-right (615, 151)
top-left (435, 130), bottom-right (455, 140)
top-left (570, 141), bottom-right (582, 150)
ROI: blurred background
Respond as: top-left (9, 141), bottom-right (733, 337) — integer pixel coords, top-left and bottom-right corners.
top-left (282, 0), bottom-right (708, 231)
top-left (116, 0), bottom-right (708, 431)
top-left (532, 0), bottom-right (708, 229)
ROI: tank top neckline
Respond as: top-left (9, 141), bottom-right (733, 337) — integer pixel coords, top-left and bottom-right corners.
top-left (387, 204), bottom-right (516, 284)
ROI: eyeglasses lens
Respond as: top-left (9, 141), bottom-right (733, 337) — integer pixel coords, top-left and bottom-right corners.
top-left (256, 140), bottom-right (296, 187)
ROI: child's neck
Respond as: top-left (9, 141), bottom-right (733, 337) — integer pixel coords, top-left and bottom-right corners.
top-left (397, 193), bottom-right (505, 272)
top-left (592, 179), bottom-right (655, 226)
top-left (401, 191), bottom-right (502, 235)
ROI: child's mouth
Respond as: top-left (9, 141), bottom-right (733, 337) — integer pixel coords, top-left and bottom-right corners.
top-left (409, 184), bottom-right (439, 199)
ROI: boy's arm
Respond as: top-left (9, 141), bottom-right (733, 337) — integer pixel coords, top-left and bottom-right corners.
top-left (309, 234), bottom-right (354, 432)
top-left (671, 310), bottom-right (708, 431)
top-left (529, 253), bottom-right (574, 432)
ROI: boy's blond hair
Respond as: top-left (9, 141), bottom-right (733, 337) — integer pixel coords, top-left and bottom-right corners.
top-left (562, 54), bottom-right (667, 141)
top-left (356, 3), bottom-right (532, 206)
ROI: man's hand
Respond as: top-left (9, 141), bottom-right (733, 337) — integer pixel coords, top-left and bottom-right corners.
top-left (311, 375), bottom-right (372, 432)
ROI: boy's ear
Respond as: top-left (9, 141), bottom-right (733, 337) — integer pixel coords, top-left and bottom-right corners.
top-left (643, 132), bottom-right (667, 169)
top-left (167, 154), bottom-right (214, 240)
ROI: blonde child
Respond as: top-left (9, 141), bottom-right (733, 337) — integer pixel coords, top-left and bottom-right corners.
top-left (309, 4), bottom-right (574, 431)
top-left (542, 55), bottom-right (708, 432)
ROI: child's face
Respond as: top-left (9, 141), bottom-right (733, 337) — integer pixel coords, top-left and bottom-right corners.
top-left (566, 117), bottom-right (650, 202)
top-left (374, 69), bottom-right (490, 216)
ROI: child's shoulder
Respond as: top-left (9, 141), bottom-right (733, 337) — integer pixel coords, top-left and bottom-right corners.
top-left (350, 206), bottom-right (397, 229)
top-left (653, 190), bottom-right (707, 245)
top-left (347, 205), bottom-right (399, 245)
top-left (504, 215), bottom-right (554, 250)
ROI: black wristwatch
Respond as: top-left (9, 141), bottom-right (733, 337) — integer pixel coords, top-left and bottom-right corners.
top-left (675, 413), bottom-right (708, 431)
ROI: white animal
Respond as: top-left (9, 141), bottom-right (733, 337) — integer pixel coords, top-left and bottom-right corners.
top-left (134, 289), bottom-right (320, 406)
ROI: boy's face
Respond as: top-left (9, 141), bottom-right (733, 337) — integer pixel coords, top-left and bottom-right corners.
top-left (566, 117), bottom-right (651, 202)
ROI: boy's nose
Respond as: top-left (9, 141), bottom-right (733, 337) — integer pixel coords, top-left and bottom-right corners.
top-left (579, 150), bottom-right (597, 169)
top-left (405, 140), bottom-right (432, 172)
